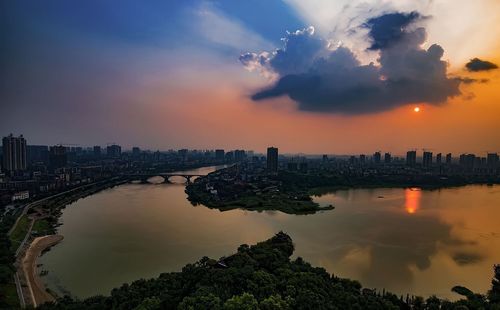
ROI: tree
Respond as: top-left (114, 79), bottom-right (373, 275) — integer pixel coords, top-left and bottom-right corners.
top-left (133, 297), bottom-right (160, 310)
top-left (178, 294), bottom-right (222, 310)
top-left (223, 293), bottom-right (258, 310)
top-left (489, 264), bottom-right (500, 304)
top-left (260, 294), bottom-right (291, 310)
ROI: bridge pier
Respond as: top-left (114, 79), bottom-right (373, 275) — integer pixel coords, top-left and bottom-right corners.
top-left (126, 174), bottom-right (203, 184)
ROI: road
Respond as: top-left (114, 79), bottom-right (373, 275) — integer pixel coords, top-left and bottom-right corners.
top-left (8, 177), bottom-right (120, 308)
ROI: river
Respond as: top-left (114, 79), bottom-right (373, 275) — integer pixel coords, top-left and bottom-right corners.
top-left (39, 165), bottom-right (500, 300)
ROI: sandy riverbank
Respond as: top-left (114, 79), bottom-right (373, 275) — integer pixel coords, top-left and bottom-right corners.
top-left (22, 235), bottom-right (64, 307)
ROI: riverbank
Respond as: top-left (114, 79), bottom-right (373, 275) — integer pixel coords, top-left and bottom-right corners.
top-left (186, 166), bottom-right (500, 214)
top-left (8, 167), bottom-right (223, 307)
top-left (22, 235), bottom-right (63, 307)
top-left (185, 167), bottom-right (335, 214)
top-left (10, 177), bottom-right (129, 307)
top-left (187, 188), bottom-right (334, 214)
top-left (35, 232), bottom-right (500, 309)
top-left (32, 176), bottom-right (500, 303)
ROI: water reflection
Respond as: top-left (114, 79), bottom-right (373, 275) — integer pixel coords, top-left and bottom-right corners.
top-left (405, 188), bottom-right (421, 214)
top-left (39, 182), bottom-right (500, 300)
top-left (294, 195), bottom-right (469, 293)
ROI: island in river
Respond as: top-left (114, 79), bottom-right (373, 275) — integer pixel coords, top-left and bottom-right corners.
top-left (185, 164), bottom-right (500, 214)
top-left (185, 165), bottom-right (334, 214)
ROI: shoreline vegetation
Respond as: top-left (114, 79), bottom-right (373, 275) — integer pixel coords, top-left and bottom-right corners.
top-left (186, 186), bottom-right (334, 215)
top-left (1, 164), bottom-right (220, 308)
top-left (186, 167), bottom-right (500, 215)
top-left (38, 232), bottom-right (500, 310)
top-left (3, 177), bottom-right (129, 308)
top-left (186, 169), bottom-right (334, 215)
top-left (3, 165), bottom-right (499, 308)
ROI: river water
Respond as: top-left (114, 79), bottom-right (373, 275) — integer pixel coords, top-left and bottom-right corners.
top-left (40, 165), bottom-right (500, 300)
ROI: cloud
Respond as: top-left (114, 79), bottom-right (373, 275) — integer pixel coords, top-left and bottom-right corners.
top-left (452, 252), bottom-right (484, 266)
top-left (240, 12), bottom-right (463, 114)
top-left (194, 2), bottom-right (273, 52)
top-left (465, 58), bottom-right (498, 72)
top-left (239, 26), bottom-right (326, 77)
top-left (284, 1), bottom-right (500, 70)
top-left (364, 11), bottom-right (421, 50)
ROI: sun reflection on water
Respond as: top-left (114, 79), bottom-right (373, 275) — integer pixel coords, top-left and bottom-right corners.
top-left (405, 188), bottom-right (421, 214)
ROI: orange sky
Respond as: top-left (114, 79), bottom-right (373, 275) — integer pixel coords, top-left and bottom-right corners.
top-left (119, 53), bottom-right (500, 156)
top-left (2, 1), bottom-right (499, 155)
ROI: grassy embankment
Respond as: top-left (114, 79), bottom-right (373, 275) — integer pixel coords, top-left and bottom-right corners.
top-left (9, 214), bottom-right (31, 251)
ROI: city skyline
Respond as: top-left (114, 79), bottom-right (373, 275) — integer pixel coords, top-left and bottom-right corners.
top-left (3, 133), bottom-right (500, 162)
top-left (2, 2), bottom-right (500, 308)
top-left (1, 1), bottom-right (500, 154)
top-left (2, 132), bottom-right (500, 158)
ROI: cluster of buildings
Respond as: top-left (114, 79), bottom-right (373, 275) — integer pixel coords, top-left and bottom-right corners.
top-left (342, 150), bottom-right (499, 175)
top-left (0, 134), bottom-right (256, 206)
top-left (262, 146), bottom-right (499, 180)
top-left (2, 132), bottom-right (498, 206)
top-left (188, 151), bottom-right (284, 205)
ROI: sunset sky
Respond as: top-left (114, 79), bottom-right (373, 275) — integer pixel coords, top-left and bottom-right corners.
top-left (1, 0), bottom-right (499, 155)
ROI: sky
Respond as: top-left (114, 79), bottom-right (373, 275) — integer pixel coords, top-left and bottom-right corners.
top-left (1, 0), bottom-right (500, 155)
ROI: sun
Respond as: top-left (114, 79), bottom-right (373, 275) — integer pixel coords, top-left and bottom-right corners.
top-left (413, 106), bottom-right (421, 113)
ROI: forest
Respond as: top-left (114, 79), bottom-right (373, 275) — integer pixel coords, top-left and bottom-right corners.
top-left (38, 232), bottom-right (500, 310)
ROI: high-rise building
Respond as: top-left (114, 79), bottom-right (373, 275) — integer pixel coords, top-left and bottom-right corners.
top-left (446, 153), bottom-right (452, 165)
top-left (107, 144), bottom-right (122, 158)
top-left (373, 152), bottom-right (381, 164)
top-left (70, 147), bottom-right (83, 155)
top-left (225, 151), bottom-right (234, 162)
top-left (27, 145), bottom-right (49, 164)
top-left (322, 154), bottom-right (328, 162)
top-left (422, 151), bottom-right (433, 167)
top-left (436, 153), bottom-right (442, 165)
top-left (93, 146), bottom-right (101, 158)
top-left (406, 151), bottom-right (417, 166)
top-left (459, 154), bottom-right (476, 171)
top-left (178, 149), bottom-right (188, 159)
top-left (49, 145), bottom-right (68, 170)
top-left (235, 150), bottom-right (246, 162)
top-left (215, 149), bottom-right (225, 161)
top-left (349, 156), bottom-right (357, 165)
top-left (384, 153), bottom-right (392, 164)
top-left (132, 147), bottom-right (141, 157)
top-left (267, 147), bottom-right (278, 172)
top-left (359, 154), bottom-right (366, 164)
top-left (2, 134), bottom-right (27, 174)
top-left (299, 162), bottom-right (308, 173)
top-left (487, 153), bottom-right (499, 167)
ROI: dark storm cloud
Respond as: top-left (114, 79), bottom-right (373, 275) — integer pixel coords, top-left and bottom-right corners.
top-left (465, 58), bottom-right (498, 72)
top-left (452, 252), bottom-right (484, 266)
top-left (240, 12), bottom-right (465, 114)
top-left (364, 11), bottom-right (421, 50)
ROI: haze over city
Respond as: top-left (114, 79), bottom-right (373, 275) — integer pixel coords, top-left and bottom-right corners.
top-left (2, 1), bottom-right (500, 309)
top-left (2, 0), bottom-right (500, 154)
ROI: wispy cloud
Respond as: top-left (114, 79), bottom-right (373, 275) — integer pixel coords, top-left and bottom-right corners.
top-left (193, 2), bottom-right (273, 52)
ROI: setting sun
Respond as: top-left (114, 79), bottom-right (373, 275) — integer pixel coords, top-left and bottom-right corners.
top-left (2, 1), bottom-right (500, 308)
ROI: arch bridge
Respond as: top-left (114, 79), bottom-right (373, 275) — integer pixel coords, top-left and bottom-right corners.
top-left (127, 173), bottom-right (204, 184)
